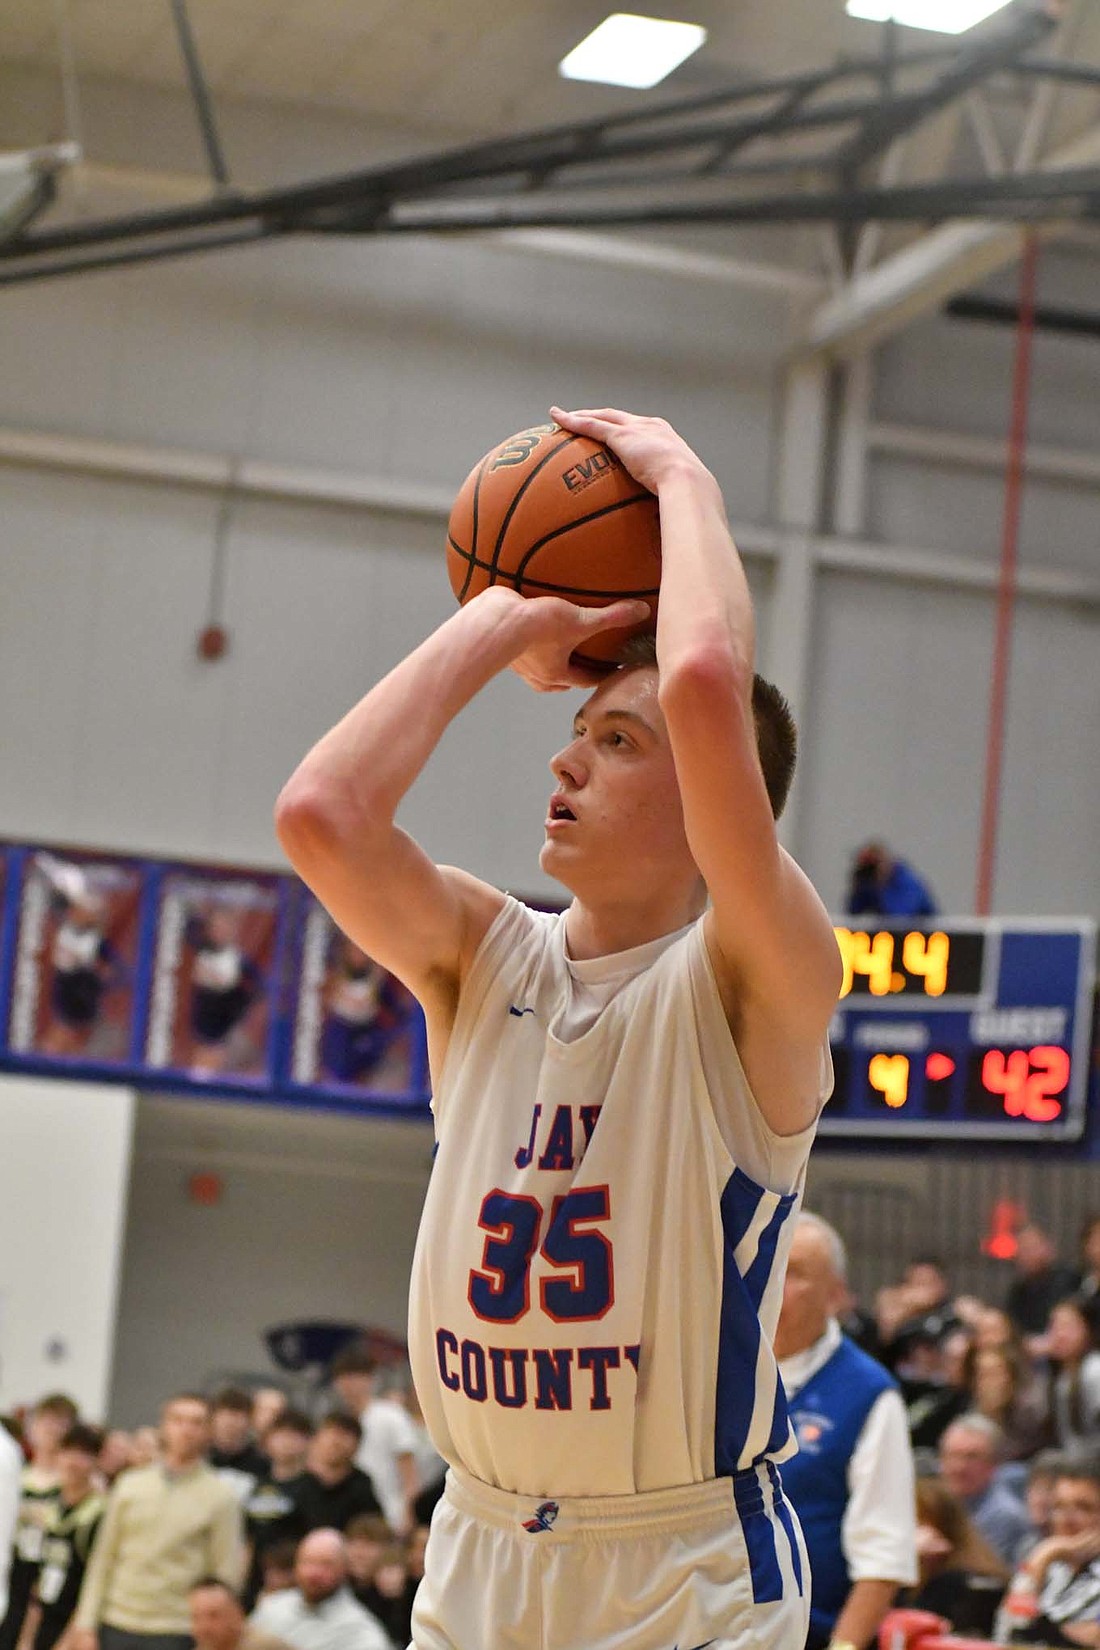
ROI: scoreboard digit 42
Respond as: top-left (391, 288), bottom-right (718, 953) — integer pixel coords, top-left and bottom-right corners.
top-left (824, 919), bottom-right (1097, 1141)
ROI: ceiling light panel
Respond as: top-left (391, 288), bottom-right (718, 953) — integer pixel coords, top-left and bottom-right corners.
top-left (846, 0), bottom-right (1012, 34)
top-left (559, 13), bottom-right (707, 89)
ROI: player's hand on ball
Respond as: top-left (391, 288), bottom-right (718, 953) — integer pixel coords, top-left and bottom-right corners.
top-left (510, 596), bottom-right (651, 693)
top-left (550, 405), bottom-right (716, 496)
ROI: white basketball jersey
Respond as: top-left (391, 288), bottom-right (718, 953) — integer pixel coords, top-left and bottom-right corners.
top-left (407, 896), bottom-right (830, 1499)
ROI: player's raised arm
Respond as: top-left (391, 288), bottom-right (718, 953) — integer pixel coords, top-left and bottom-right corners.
top-left (551, 407), bottom-right (842, 1132)
top-left (274, 585), bottom-right (648, 1004)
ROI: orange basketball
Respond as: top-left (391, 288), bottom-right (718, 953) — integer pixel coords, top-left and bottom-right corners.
top-left (446, 422), bottom-right (660, 668)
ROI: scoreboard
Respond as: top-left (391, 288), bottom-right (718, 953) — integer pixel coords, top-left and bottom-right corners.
top-left (824, 919), bottom-right (1096, 1142)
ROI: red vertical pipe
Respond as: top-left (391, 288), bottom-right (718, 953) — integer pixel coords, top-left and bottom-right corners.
top-left (975, 231), bottom-right (1040, 916)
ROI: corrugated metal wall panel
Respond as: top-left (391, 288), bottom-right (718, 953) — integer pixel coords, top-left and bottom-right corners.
top-left (806, 1153), bottom-right (1100, 1310)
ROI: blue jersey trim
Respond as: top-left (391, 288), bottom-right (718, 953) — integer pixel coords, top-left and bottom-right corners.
top-left (714, 1168), bottom-right (798, 1478)
top-left (732, 1470), bottom-right (784, 1604)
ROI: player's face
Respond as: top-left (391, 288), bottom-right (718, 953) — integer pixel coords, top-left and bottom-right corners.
top-left (541, 667), bottom-right (698, 898)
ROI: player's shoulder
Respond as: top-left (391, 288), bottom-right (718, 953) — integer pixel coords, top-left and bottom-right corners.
top-left (439, 869), bottom-right (560, 979)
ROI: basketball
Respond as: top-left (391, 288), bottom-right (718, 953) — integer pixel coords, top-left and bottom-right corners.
top-left (446, 422), bottom-right (661, 668)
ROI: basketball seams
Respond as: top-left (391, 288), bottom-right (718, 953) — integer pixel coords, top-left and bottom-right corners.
top-left (456, 454), bottom-right (494, 603)
top-left (512, 493), bottom-right (658, 588)
top-left (487, 432), bottom-right (580, 586)
top-left (445, 533), bottom-right (658, 601)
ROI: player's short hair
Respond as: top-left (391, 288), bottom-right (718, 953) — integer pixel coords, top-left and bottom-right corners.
top-left (316, 1409), bottom-right (363, 1445)
top-left (796, 1211), bottom-right (848, 1281)
top-left (615, 633), bottom-right (797, 820)
top-left (330, 1345), bottom-right (379, 1379)
top-left (210, 1386), bottom-right (254, 1416)
top-left (59, 1423), bottom-right (105, 1456)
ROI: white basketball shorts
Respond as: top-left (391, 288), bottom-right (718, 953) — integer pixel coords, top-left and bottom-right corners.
top-left (409, 1461), bottom-right (809, 1650)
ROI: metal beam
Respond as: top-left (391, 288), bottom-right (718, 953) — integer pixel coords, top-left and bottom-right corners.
top-left (947, 292), bottom-right (1100, 337)
top-left (168, 0), bottom-right (230, 190)
top-left (833, 0), bottom-right (1055, 172)
top-left (803, 121), bottom-right (1100, 359)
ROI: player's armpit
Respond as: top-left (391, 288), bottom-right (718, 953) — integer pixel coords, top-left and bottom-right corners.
top-left (275, 800), bottom-right (504, 1005)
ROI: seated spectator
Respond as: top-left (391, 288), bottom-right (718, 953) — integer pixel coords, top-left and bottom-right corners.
top-left (1078, 1218), bottom-right (1100, 1303)
top-left (208, 1390), bottom-right (269, 1502)
top-left (1017, 1451), bottom-right (1066, 1564)
top-left (294, 1417), bottom-right (381, 1535)
top-left (1049, 1297), bottom-right (1100, 1452)
top-left (905, 1475), bottom-right (1008, 1638)
top-left (975, 1306), bottom-right (1029, 1356)
top-left (403, 1526), bottom-right (427, 1606)
top-left (1006, 1226), bottom-right (1080, 1352)
top-left (845, 842), bottom-right (937, 917)
top-left (995, 1455), bottom-right (1100, 1644)
top-left (98, 1433), bottom-right (135, 1485)
top-left (244, 1411), bottom-right (313, 1608)
top-left (249, 1529), bottom-right (390, 1650)
top-left (876, 1257), bottom-right (958, 1365)
top-left (896, 1326), bottom-right (969, 1452)
top-left (351, 1540), bottom-right (409, 1650)
top-left (190, 1579), bottom-right (290, 1650)
top-left (251, 1392), bottom-right (288, 1441)
top-left (962, 1341), bottom-right (1050, 1462)
top-left (344, 1516), bottom-right (392, 1596)
top-left (257, 1545), bottom-right (298, 1601)
top-left (938, 1414), bottom-right (1031, 1566)
top-left (33, 1424), bottom-right (106, 1650)
top-left (130, 1426), bottom-right (160, 1468)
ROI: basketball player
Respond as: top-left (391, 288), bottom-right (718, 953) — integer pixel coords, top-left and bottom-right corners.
top-left (276, 407), bottom-right (842, 1650)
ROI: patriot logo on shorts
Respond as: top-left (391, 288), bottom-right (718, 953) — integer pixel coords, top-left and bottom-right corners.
top-left (522, 1500), bottom-right (560, 1533)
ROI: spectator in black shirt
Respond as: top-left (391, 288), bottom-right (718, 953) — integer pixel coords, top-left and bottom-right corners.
top-left (208, 1390), bottom-right (269, 1503)
top-left (1006, 1227), bottom-right (1080, 1352)
top-left (0, 1393), bottom-right (78, 1650)
top-left (295, 1415), bottom-right (381, 1535)
top-left (243, 1410), bottom-right (313, 1608)
top-left (34, 1425), bottom-right (106, 1650)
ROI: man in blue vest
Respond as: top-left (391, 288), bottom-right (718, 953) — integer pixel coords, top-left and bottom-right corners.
top-left (776, 1213), bottom-right (918, 1650)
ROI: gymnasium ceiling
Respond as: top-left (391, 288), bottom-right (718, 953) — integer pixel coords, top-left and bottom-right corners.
top-left (0, 0), bottom-right (952, 138)
top-left (0, 0), bottom-right (1097, 152)
top-left (1, 0), bottom-right (1100, 292)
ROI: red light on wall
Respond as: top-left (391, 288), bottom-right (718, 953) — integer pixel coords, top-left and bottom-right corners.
top-left (925, 1052), bottom-right (956, 1081)
top-left (188, 1172), bottom-right (223, 1206)
top-left (982, 1197), bottom-right (1027, 1260)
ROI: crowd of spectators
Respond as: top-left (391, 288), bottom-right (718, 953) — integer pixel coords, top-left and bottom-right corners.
top-left (843, 1215), bottom-right (1100, 1645)
top-left (4, 1216), bottom-right (1100, 1650)
top-left (0, 1352), bottom-right (445, 1650)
